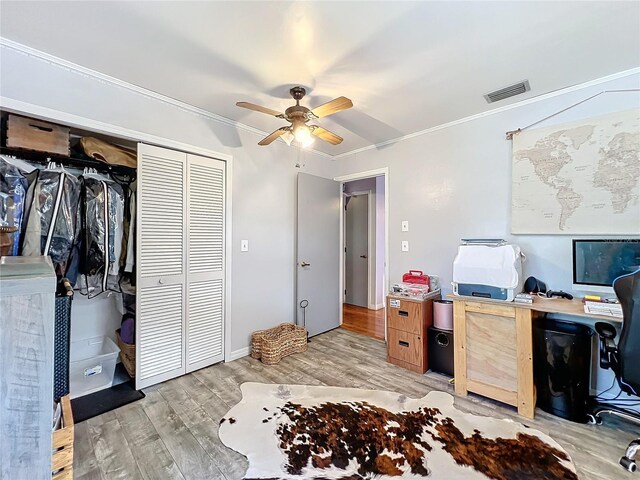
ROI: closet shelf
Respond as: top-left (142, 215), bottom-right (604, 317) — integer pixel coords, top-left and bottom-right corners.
top-left (0, 146), bottom-right (136, 176)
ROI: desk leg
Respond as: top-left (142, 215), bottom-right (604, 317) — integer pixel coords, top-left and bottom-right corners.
top-left (453, 301), bottom-right (467, 396)
top-left (516, 308), bottom-right (535, 419)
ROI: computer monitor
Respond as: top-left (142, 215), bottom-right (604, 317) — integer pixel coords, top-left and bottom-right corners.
top-left (572, 239), bottom-right (640, 295)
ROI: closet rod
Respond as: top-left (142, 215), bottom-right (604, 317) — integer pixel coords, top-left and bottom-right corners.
top-left (0, 146), bottom-right (136, 176)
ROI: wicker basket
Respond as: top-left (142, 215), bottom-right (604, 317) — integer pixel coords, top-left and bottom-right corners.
top-left (115, 329), bottom-right (136, 378)
top-left (251, 323), bottom-right (308, 365)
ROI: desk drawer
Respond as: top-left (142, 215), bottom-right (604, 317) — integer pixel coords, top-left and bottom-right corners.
top-left (387, 328), bottom-right (424, 367)
top-left (387, 299), bottom-right (423, 335)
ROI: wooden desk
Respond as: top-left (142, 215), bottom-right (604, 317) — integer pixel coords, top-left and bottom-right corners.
top-left (449, 295), bottom-right (621, 419)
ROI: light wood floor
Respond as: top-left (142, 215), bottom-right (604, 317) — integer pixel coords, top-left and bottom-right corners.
top-left (340, 303), bottom-right (386, 340)
top-left (74, 329), bottom-right (636, 480)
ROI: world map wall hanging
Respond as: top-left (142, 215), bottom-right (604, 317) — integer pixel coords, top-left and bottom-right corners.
top-left (511, 108), bottom-right (639, 234)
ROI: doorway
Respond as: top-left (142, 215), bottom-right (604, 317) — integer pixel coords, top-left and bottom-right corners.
top-left (340, 175), bottom-right (387, 341)
top-left (345, 192), bottom-right (370, 307)
top-left (295, 168), bottom-right (388, 342)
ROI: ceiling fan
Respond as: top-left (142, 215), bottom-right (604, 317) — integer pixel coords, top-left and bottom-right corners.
top-left (236, 86), bottom-right (353, 147)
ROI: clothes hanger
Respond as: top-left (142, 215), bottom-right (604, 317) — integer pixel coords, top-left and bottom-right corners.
top-left (0, 154), bottom-right (38, 173)
top-left (82, 166), bottom-right (113, 183)
top-left (45, 160), bottom-right (67, 172)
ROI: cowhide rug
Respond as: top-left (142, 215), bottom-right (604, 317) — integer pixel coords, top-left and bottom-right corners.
top-left (219, 383), bottom-right (577, 480)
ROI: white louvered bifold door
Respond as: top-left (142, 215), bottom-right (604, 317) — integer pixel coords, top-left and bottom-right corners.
top-left (136, 144), bottom-right (187, 389)
top-left (185, 154), bottom-right (225, 372)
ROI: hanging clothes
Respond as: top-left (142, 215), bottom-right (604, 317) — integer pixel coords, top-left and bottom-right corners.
top-left (78, 175), bottom-right (124, 297)
top-left (22, 166), bottom-right (81, 277)
top-left (0, 156), bottom-right (29, 256)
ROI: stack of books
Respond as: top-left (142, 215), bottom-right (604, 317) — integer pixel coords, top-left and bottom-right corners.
top-left (583, 299), bottom-right (623, 318)
top-left (514, 293), bottom-right (534, 304)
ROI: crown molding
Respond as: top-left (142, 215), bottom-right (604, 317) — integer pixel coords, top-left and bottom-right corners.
top-left (332, 67), bottom-right (640, 159)
top-left (1, 37), bottom-right (637, 161)
top-left (0, 37), bottom-right (333, 159)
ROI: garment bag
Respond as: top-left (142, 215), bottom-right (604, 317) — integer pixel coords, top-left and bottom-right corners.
top-left (78, 169), bottom-right (124, 297)
top-left (0, 156), bottom-right (29, 255)
top-left (22, 162), bottom-right (81, 277)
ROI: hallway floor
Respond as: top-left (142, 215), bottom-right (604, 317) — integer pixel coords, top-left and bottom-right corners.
top-left (340, 303), bottom-right (385, 340)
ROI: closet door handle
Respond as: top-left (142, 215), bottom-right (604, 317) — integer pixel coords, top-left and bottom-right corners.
top-left (399, 341), bottom-right (410, 347)
top-left (158, 278), bottom-right (165, 285)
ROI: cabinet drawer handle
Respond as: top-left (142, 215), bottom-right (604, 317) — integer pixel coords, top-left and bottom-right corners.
top-left (399, 340), bottom-right (410, 347)
top-left (399, 310), bottom-right (408, 317)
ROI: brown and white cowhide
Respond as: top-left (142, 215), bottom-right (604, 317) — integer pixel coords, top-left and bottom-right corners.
top-left (219, 383), bottom-right (578, 480)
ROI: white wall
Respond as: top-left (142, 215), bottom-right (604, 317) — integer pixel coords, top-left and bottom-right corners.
top-left (0, 43), bottom-right (335, 355)
top-left (333, 72), bottom-right (640, 399)
top-left (334, 73), bottom-right (640, 297)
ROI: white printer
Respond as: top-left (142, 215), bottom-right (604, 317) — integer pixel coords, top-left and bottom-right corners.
top-left (452, 240), bottom-right (524, 302)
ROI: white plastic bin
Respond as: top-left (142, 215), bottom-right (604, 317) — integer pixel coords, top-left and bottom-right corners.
top-left (69, 336), bottom-right (120, 399)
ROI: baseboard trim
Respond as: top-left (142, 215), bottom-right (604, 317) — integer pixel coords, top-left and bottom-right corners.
top-left (374, 303), bottom-right (385, 310)
top-left (227, 347), bottom-right (250, 362)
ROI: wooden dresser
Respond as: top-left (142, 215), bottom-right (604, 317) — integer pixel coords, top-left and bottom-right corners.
top-left (386, 292), bottom-right (440, 373)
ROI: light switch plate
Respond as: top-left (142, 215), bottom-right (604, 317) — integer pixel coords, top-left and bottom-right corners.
top-left (402, 221), bottom-right (409, 232)
top-left (401, 240), bottom-right (409, 252)
top-left (241, 240), bottom-right (249, 252)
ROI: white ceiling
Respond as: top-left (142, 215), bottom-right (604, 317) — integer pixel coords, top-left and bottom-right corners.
top-left (1, 1), bottom-right (639, 156)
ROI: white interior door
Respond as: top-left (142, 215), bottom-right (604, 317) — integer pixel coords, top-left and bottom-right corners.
top-left (185, 154), bottom-right (225, 372)
top-left (136, 144), bottom-right (186, 389)
top-left (297, 173), bottom-right (341, 337)
top-left (345, 194), bottom-right (369, 307)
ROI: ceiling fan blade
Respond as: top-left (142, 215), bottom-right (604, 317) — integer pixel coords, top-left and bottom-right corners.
top-left (310, 96), bottom-right (353, 118)
top-left (236, 101), bottom-right (283, 117)
top-left (258, 128), bottom-right (287, 146)
top-left (311, 126), bottom-right (343, 145)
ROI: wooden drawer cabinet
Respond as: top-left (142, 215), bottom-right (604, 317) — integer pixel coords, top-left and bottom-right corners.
top-left (387, 299), bottom-right (423, 335)
top-left (386, 293), bottom-right (439, 373)
top-left (387, 329), bottom-right (423, 366)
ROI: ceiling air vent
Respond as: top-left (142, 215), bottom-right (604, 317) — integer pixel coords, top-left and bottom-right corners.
top-left (484, 80), bottom-right (531, 103)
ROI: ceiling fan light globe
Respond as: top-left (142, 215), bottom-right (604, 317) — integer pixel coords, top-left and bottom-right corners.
top-left (281, 131), bottom-right (294, 146)
top-left (293, 124), bottom-right (311, 143)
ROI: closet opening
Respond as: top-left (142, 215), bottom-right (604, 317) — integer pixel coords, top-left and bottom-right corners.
top-left (1, 111), bottom-right (140, 418)
top-left (1, 110), bottom-right (228, 421)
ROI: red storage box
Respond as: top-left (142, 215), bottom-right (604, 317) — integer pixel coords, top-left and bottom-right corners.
top-left (402, 270), bottom-right (430, 287)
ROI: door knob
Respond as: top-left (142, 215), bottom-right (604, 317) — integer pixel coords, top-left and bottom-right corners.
top-left (360, 255), bottom-right (367, 259)
top-left (301, 262), bottom-right (311, 267)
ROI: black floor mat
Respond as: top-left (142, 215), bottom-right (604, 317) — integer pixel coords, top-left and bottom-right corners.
top-left (71, 380), bottom-right (145, 423)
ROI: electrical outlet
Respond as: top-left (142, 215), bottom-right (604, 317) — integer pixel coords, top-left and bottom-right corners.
top-left (241, 240), bottom-right (249, 252)
top-left (402, 221), bottom-right (409, 232)
top-left (401, 240), bottom-right (409, 252)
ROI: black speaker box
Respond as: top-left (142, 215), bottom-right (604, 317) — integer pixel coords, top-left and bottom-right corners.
top-left (428, 327), bottom-right (454, 377)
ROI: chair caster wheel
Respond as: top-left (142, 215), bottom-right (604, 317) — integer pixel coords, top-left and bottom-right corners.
top-left (620, 456), bottom-right (637, 473)
top-left (587, 414), bottom-right (603, 425)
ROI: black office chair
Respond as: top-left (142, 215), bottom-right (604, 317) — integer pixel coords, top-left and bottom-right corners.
top-left (591, 268), bottom-right (640, 473)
